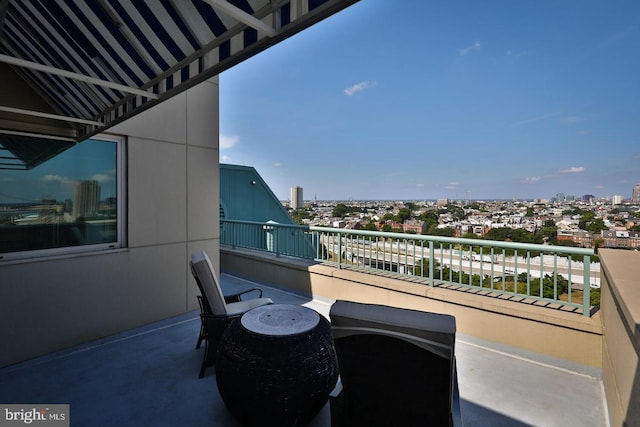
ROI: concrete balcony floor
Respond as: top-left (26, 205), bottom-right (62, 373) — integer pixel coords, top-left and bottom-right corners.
top-left (0, 274), bottom-right (608, 427)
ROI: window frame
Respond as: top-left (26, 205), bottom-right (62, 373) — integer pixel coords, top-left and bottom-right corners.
top-left (0, 134), bottom-right (127, 262)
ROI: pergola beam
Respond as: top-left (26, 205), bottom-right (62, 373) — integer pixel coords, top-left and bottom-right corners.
top-left (0, 106), bottom-right (104, 126)
top-left (202, 0), bottom-right (276, 37)
top-left (0, 54), bottom-right (159, 100)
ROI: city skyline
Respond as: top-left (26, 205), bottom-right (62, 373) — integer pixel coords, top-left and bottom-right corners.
top-left (219, 0), bottom-right (640, 201)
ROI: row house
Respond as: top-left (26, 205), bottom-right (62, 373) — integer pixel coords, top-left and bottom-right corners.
top-left (557, 230), bottom-right (594, 248)
top-left (601, 230), bottom-right (640, 249)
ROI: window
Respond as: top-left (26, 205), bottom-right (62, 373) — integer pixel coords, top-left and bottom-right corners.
top-left (0, 134), bottom-right (126, 260)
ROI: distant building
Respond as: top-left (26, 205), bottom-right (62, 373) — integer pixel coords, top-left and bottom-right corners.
top-left (581, 194), bottom-right (595, 203)
top-left (633, 183), bottom-right (640, 203)
top-left (612, 195), bottom-right (624, 205)
top-left (557, 229), bottom-right (593, 248)
top-left (601, 230), bottom-right (640, 249)
top-left (290, 186), bottom-right (303, 210)
top-left (402, 219), bottom-right (427, 234)
top-left (73, 180), bottom-right (100, 220)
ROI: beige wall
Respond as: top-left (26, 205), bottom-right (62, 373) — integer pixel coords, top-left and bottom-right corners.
top-left (221, 247), bottom-right (603, 368)
top-left (0, 78), bottom-right (220, 368)
top-left (599, 249), bottom-right (640, 427)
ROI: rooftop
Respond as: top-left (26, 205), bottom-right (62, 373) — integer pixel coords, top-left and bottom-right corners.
top-left (0, 273), bottom-right (607, 427)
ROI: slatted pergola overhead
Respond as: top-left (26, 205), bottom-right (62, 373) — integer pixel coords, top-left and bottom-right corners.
top-left (0, 0), bottom-right (358, 168)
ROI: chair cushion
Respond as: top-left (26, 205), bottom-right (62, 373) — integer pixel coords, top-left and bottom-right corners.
top-left (226, 298), bottom-right (274, 316)
top-left (191, 251), bottom-right (227, 315)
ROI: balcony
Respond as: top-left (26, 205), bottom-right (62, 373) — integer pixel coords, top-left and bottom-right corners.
top-left (0, 273), bottom-right (607, 426)
top-left (1, 222), bottom-right (637, 426)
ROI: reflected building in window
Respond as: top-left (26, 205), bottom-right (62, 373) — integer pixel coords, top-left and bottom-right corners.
top-left (73, 180), bottom-right (100, 220)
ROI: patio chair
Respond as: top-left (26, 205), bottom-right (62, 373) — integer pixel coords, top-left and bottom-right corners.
top-left (328, 300), bottom-right (462, 427)
top-left (190, 251), bottom-right (273, 378)
top-left (195, 283), bottom-right (264, 349)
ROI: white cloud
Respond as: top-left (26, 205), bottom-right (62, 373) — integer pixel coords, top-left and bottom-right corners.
top-left (344, 81), bottom-right (374, 96)
top-left (91, 174), bottom-right (112, 184)
top-left (41, 175), bottom-right (73, 185)
top-left (459, 41), bottom-right (481, 56)
top-left (511, 112), bottom-right (562, 127)
top-left (220, 134), bottom-right (239, 149)
top-left (273, 162), bottom-right (283, 167)
top-left (220, 155), bottom-right (231, 162)
top-left (445, 181), bottom-right (459, 189)
top-left (505, 49), bottom-right (527, 58)
top-left (561, 116), bottom-right (585, 124)
top-left (525, 176), bottom-right (541, 183)
top-left (559, 166), bottom-right (586, 174)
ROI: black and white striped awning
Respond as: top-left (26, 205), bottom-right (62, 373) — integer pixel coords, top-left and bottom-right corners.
top-left (0, 0), bottom-right (358, 144)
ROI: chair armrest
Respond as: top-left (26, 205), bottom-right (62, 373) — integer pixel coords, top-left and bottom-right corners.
top-left (224, 287), bottom-right (263, 303)
top-left (329, 376), bottom-right (346, 427)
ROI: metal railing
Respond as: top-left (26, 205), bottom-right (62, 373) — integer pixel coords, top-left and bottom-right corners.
top-left (221, 219), bottom-right (597, 316)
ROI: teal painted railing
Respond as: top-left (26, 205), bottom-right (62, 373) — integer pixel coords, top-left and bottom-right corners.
top-left (221, 219), bottom-right (596, 316)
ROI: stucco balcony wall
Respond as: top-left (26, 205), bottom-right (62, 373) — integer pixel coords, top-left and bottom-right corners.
top-left (599, 249), bottom-right (640, 427)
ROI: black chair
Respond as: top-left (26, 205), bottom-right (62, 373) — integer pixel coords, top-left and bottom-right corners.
top-left (329, 300), bottom-right (462, 427)
top-left (195, 290), bottom-right (262, 349)
top-left (190, 251), bottom-right (273, 378)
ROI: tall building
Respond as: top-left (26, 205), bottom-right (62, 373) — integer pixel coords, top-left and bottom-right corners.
top-left (290, 186), bottom-right (303, 210)
top-left (633, 183), bottom-right (640, 203)
top-left (73, 180), bottom-right (100, 220)
top-left (612, 195), bottom-right (624, 205)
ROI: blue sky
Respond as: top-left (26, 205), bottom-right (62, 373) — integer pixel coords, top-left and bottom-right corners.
top-left (0, 140), bottom-right (116, 204)
top-left (219, 0), bottom-right (640, 201)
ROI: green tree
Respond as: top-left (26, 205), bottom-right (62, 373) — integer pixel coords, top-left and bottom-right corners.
top-left (484, 228), bottom-right (540, 244)
top-left (395, 208), bottom-right (412, 223)
top-left (363, 221), bottom-right (378, 231)
top-left (537, 223), bottom-right (558, 245)
top-left (332, 203), bottom-right (348, 218)
top-left (577, 211), bottom-right (596, 230)
top-left (290, 209), bottom-right (311, 225)
top-left (382, 213), bottom-right (394, 221)
top-left (428, 225), bottom-right (455, 237)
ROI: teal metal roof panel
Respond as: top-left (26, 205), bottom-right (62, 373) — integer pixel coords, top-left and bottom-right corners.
top-left (220, 163), bottom-right (295, 224)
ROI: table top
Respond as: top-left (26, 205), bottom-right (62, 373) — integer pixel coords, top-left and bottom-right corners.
top-left (241, 304), bottom-right (320, 337)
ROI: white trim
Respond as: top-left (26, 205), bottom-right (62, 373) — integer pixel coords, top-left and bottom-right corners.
top-left (0, 129), bottom-right (75, 142)
top-left (0, 106), bottom-right (104, 126)
top-left (202, 0), bottom-right (276, 37)
top-left (0, 54), bottom-right (159, 99)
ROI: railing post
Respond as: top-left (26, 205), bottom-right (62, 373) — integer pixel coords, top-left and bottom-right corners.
top-left (429, 241), bottom-right (434, 287)
top-left (338, 233), bottom-right (343, 269)
top-left (583, 255), bottom-right (591, 317)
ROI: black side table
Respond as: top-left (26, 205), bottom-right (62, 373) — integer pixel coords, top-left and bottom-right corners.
top-left (216, 304), bottom-right (338, 426)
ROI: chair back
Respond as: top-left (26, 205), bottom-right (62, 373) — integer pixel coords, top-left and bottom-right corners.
top-left (190, 251), bottom-right (227, 316)
top-left (330, 300), bottom-right (457, 426)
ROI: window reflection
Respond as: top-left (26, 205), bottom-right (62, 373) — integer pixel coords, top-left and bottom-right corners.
top-left (0, 137), bottom-right (120, 255)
